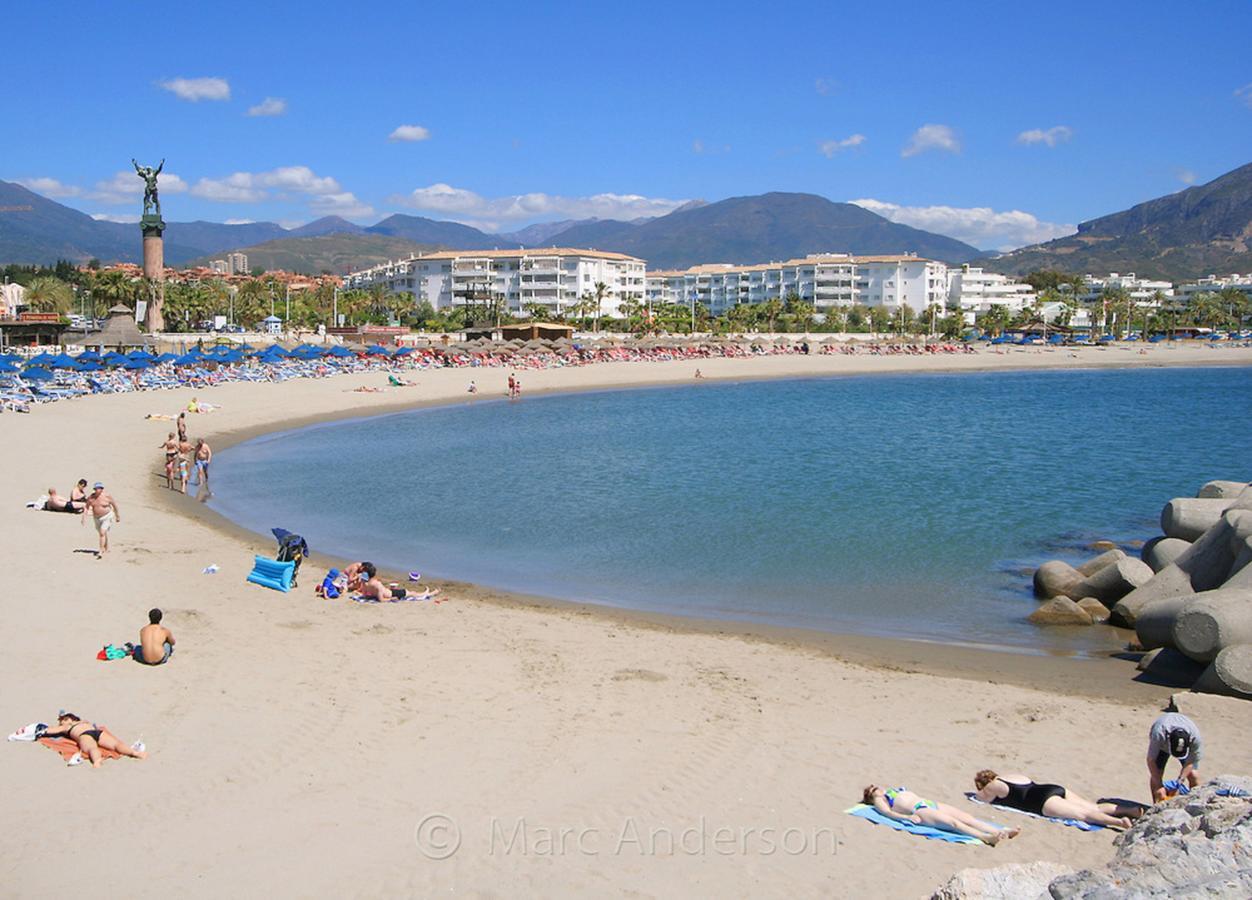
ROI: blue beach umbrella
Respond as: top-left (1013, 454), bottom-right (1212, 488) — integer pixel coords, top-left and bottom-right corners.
top-left (128, 349), bottom-right (156, 361)
top-left (49, 353), bottom-right (82, 369)
top-left (328, 345), bottom-right (355, 358)
top-left (122, 358), bottom-right (151, 370)
top-left (364, 344), bottom-right (392, 356)
top-left (174, 354), bottom-right (202, 366)
top-left (76, 361), bottom-right (102, 372)
top-left (0, 359), bottom-right (20, 373)
top-left (102, 351), bottom-right (130, 366)
top-left (29, 352), bottom-right (58, 366)
top-left (20, 366), bottom-right (54, 381)
top-left (154, 352), bottom-right (179, 363)
top-left (76, 350), bottom-right (101, 362)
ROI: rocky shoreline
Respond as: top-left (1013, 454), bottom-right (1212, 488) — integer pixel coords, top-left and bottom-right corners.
top-left (1031, 480), bottom-right (1252, 698)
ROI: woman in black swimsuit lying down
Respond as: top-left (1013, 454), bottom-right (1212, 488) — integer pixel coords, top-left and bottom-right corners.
top-left (41, 713), bottom-right (147, 769)
top-left (973, 770), bottom-right (1139, 828)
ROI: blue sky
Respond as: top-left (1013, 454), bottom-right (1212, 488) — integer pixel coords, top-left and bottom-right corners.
top-left (6, 0), bottom-right (1251, 249)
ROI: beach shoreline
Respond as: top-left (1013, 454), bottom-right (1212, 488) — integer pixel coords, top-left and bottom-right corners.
top-left (3, 342), bottom-right (1251, 898)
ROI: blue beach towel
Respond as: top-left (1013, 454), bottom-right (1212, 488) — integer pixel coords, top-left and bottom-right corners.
top-left (965, 792), bottom-right (1103, 831)
top-left (844, 804), bottom-right (983, 844)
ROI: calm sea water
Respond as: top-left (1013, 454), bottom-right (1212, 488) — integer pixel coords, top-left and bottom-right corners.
top-left (211, 367), bottom-right (1252, 652)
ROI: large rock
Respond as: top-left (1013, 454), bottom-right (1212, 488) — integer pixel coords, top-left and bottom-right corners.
top-left (1029, 597), bottom-right (1094, 626)
top-left (1111, 504), bottom-right (1252, 627)
top-left (1173, 589), bottom-right (1252, 662)
top-left (1033, 560), bottom-right (1083, 599)
top-left (1193, 645), bottom-right (1252, 699)
top-left (1198, 480), bottom-right (1249, 499)
top-left (1170, 689), bottom-right (1252, 720)
top-left (1135, 594), bottom-right (1193, 650)
top-left (1075, 548), bottom-right (1126, 577)
top-left (1162, 497), bottom-right (1236, 542)
top-left (1142, 536), bottom-right (1191, 573)
top-left (1076, 597), bottom-right (1110, 623)
top-left (1048, 778), bottom-right (1252, 898)
top-left (930, 861), bottom-right (1074, 900)
top-left (1071, 557), bottom-right (1154, 606)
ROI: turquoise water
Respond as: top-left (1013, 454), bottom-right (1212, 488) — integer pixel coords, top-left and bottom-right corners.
top-left (212, 367), bottom-right (1252, 651)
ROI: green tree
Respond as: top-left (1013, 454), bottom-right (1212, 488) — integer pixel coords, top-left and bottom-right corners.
top-left (24, 276), bottom-right (74, 313)
top-left (868, 305), bottom-right (891, 334)
top-left (761, 297), bottom-right (783, 332)
top-left (92, 269), bottom-right (137, 310)
top-left (976, 304), bottom-right (1010, 336)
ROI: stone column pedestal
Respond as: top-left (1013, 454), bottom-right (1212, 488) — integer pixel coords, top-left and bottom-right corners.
top-left (141, 213), bottom-right (166, 333)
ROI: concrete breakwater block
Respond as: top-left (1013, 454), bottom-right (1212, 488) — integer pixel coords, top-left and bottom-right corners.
top-left (1192, 644), bottom-right (1252, 699)
top-left (1075, 548), bottom-right (1126, 577)
top-left (1141, 536), bottom-right (1191, 573)
top-left (1029, 596), bottom-right (1093, 625)
top-left (1072, 557), bottom-right (1154, 605)
top-left (1135, 594), bottom-right (1195, 650)
top-left (1197, 480), bottom-right (1249, 499)
top-left (1161, 498), bottom-right (1234, 542)
top-left (1111, 508), bottom-right (1251, 627)
top-left (1034, 560), bottom-right (1083, 598)
top-left (1173, 589), bottom-right (1252, 662)
top-left (1137, 647), bottom-right (1207, 685)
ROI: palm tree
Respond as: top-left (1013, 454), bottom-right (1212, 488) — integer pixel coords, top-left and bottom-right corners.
top-left (591, 281), bottom-right (611, 332)
top-left (92, 269), bottom-right (137, 310)
top-left (24, 276), bottom-right (74, 313)
top-left (761, 298), bottom-right (783, 332)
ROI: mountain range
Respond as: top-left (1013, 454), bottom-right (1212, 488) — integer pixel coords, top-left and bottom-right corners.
top-left (5, 161), bottom-right (1250, 280)
top-left (974, 162), bottom-right (1252, 281)
top-left (0, 181), bottom-right (982, 273)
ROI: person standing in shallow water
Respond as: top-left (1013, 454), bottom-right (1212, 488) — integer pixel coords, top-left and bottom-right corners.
top-left (194, 439), bottom-right (212, 492)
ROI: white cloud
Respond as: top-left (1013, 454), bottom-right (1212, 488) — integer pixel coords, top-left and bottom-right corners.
top-left (158, 76), bottom-right (231, 102)
top-left (247, 97), bottom-right (287, 117)
top-left (17, 177), bottom-right (80, 197)
top-left (1178, 169), bottom-right (1198, 186)
top-left (190, 166), bottom-right (343, 203)
top-left (89, 170), bottom-right (189, 204)
top-left (91, 213), bottom-right (140, 224)
top-left (389, 124), bottom-right (431, 142)
top-left (395, 183), bottom-right (689, 230)
top-left (224, 218), bottom-right (256, 225)
top-left (308, 191), bottom-right (375, 219)
top-left (814, 77), bottom-right (839, 96)
top-left (818, 134), bottom-right (866, 157)
top-left (1016, 125), bottom-right (1074, 147)
top-left (901, 124), bottom-right (961, 158)
top-left (1235, 84), bottom-right (1252, 109)
top-left (850, 198), bottom-right (1075, 251)
top-left (691, 139), bottom-right (730, 155)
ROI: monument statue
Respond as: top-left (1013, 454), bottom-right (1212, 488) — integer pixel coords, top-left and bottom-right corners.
top-left (132, 158), bottom-right (165, 217)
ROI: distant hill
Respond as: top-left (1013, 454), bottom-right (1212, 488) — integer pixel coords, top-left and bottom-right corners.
top-left (544, 192), bottom-right (983, 269)
top-left (365, 214), bottom-right (519, 249)
top-left (287, 216), bottom-right (366, 238)
top-left (974, 162), bottom-right (1252, 280)
top-left (501, 218), bottom-right (598, 246)
top-left (187, 233), bottom-right (440, 275)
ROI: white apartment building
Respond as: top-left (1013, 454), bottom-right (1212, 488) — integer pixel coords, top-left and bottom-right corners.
top-left (209, 259), bottom-right (229, 275)
top-left (947, 265), bottom-right (1037, 322)
top-left (1079, 272), bottom-right (1173, 303)
top-left (344, 248), bottom-right (646, 318)
top-left (646, 253), bottom-right (938, 315)
top-left (1175, 274), bottom-right (1252, 302)
top-left (0, 282), bottom-right (26, 318)
top-left (227, 252), bottom-right (249, 276)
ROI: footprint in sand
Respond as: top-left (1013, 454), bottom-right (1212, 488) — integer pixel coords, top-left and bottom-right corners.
top-left (611, 668), bottom-right (668, 682)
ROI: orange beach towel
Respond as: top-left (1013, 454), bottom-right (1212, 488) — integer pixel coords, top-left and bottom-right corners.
top-left (38, 735), bottom-right (122, 763)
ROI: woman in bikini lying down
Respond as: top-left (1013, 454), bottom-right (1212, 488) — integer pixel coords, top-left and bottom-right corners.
top-left (862, 784), bottom-right (1019, 845)
top-left (40, 713), bottom-right (147, 768)
top-left (973, 770), bottom-right (1138, 828)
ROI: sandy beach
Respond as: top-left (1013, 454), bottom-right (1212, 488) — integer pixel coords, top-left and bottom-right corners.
top-left (3, 342), bottom-right (1251, 898)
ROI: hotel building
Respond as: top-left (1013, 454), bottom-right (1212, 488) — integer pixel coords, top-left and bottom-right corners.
top-left (646, 253), bottom-right (943, 315)
top-left (1078, 272), bottom-right (1174, 303)
top-left (1175, 273), bottom-right (1252, 303)
top-left (345, 248), bottom-right (646, 318)
top-left (946, 264), bottom-right (1037, 321)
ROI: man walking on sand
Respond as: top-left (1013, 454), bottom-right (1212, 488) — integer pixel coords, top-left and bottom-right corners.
top-left (81, 482), bottom-right (120, 558)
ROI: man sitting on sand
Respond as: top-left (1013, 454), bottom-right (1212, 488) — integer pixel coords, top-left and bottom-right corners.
top-left (136, 608), bottom-right (175, 665)
top-left (81, 482), bottom-right (119, 557)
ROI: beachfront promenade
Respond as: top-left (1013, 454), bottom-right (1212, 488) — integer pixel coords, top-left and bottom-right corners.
top-left (2, 345), bottom-right (1251, 897)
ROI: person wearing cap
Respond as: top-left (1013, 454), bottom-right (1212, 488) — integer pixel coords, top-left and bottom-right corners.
top-left (81, 482), bottom-right (120, 558)
top-left (1147, 711), bottom-right (1202, 802)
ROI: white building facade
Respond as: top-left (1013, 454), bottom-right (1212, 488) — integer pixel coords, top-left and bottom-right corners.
top-left (1079, 272), bottom-right (1174, 303)
top-left (345, 248), bottom-right (646, 318)
top-left (0, 282), bottom-right (26, 318)
top-left (947, 265), bottom-right (1038, 322)
top-left (1175, 274), bottom-right (1252, 302)
top-left (646, 253), bottom-right (937, 315)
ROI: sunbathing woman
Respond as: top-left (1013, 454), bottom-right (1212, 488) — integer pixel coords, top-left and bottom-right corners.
top-left (973, 770), bottom-right (1136, 828)
top-left (862, 784), bottom-right (1019, 846)
top-left (40, 712), bottom-right (147, 768)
